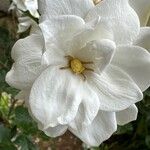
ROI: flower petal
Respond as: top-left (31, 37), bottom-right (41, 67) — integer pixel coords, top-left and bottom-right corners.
top-left (29, 66), bottom-right (83, 128)
top-left (38, 0), bottom-right (94, 19)
top-left (39, 15), bottom-right (85, 51)
top-left (6, 34), bottom-right (44, 90)
top-left (85, 0), bottom-right (140, 45)
top-left (129, 0), bottom-right (150, 26)
top-left (24, 0), bottom-right (39, 18)
top-left (89, 65), bottom-right (143, 111)
top-left (40, 125), bottom-right (68, 138)
top-left (116, 104), bottom-right (138, 125)
top-left (112, 45), bottom-right (150, 91)
top-left (134, 27), bottom-right (150, 52)
top-left (69, 108), bottom-right (117, 146)
top-left (72, 39), bottom-right (116, 73)
top-left (79, 83), bottom-right (100, 126)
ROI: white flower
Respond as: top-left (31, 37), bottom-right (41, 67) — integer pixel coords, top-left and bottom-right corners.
top-left (9, 0), bottom-right (39, 33)
top-left (17, 16), bottom-right (34, 33)
top-left (10, 0), bottom-right (39, 18)
top-left (6, 0), bottom-right (150, 146)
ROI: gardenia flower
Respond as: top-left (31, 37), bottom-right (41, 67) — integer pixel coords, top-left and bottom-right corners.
top-left (9, 0), bottom-right (39, 33)
top-left (10, 0), bottom-right (39, 18)
top-left (6, 0), bottom-right (150, 146)
top-left (38, 0), bottom-right (150, 125)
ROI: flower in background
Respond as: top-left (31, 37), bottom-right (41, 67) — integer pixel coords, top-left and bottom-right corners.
top-left (9, 0), bottom-right (39, 33)
top-left (10, 0), bottom-right (39, 18)
top-left (6, 0), bottom-right (150, 146)
top-left (17, 16), bottom-right (38, 33)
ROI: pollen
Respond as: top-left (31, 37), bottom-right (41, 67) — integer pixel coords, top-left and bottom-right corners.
top-left (70, 59), bottom-right (85, 74)
top-left (60, 55), bottom-right (94, 81)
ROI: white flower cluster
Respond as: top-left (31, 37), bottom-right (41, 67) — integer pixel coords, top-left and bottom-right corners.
top-left (6, 0), bottom-right (150, 146)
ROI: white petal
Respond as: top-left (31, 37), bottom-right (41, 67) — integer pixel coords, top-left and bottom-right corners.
top-left (69, 108), bottom-right (117, 146)
top-left (39, 15), bottom-right (85, 51)
top-left (29, 66), bottom-right (83, 128)
top-left (24, 0), bottom-right (39, 18)
top-left (134, 27), bottom-right (150, 51)
top-left (18, 16), bottom-right (40, 34)
top-left (6, 34), bottom-right (44, 90)
top-left (129, 0), bottom-right (150, 26)
top-left (85, 0), bottom-right (140, 45)
top-left (112, 45), bottom-right (150, 91)
top-left (41, 47), bottom-right (67, 67)
top-left (72, 39), bottom-right (116, 73)
top-left (18, 17), bottom-right (32, 33)
top-left (13, 0), bottom-right (26, 11)
top-left (89, 65), bottom-right (143, 111)
top-left (38, 0), bottom-right (94, 19)
top-left (79, 83), bottom-right (100, 126)
top-left (40, 124), bottom-right (68, 138)
top-left (116, 104), bottom-right (138, 125)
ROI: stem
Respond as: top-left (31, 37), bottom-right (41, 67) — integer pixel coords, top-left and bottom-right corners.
top-left (7, 98), bottom-right (18, 119)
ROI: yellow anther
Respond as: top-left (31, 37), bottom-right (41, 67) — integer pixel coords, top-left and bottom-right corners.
top-left (70, 59), bottom-right (85, 74)
top-left (60, 55), bottom-right (94, 81)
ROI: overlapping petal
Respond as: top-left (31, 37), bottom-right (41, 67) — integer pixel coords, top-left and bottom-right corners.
top-left (69, 107), bottom-right (117, 146)
top-left (12, 0), bottom-right (39, 18)
top-left (134, 27), bottom-right (150, 51)
top-left (39, 15), bottom-right (85, 50)
top-left (89, 65), bottom-right (143, 111)
top-left (72, 39), bottom-right (116, 73)
top-left (116, 104), bottom-right (138, 125)
top-left (112, 45), bottom-right (150, 91)
top-left (29, 65), bottom-right (100, 128)
top-left (25, 0), bottom-right (39, 18)
top-left (85, 0), bottom-right (140, 45)
top-left (129, 0), bottom-right (150, 26)
top-left (38, 0), bottom-right (94, 19)
top-left (6, 34), bottom-right (44, 90)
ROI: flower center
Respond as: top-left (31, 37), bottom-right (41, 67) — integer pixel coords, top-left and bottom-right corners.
top-left (70, 58), bottom-right (85, 74)
top-left (60, 55), bottom-right (94, 80)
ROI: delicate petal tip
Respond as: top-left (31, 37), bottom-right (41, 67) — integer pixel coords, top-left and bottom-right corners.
top-left (116, 104), bottom-right (138, 126)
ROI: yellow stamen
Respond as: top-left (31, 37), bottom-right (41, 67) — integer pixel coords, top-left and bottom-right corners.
top-left (70, 58), bottom-right (85, 74)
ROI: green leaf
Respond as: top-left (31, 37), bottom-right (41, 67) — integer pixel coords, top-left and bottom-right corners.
top-left (145, 135), bottom-right (150, 149)
top-left (14, 106), bottom-right (38, 134)
top-left (0, 27), bottom-right (10, 46)
top-left (15, 135), bottom-right (38, 150)
top-left (0, 124), bottom-right (11, 142)
top-left (115, 124), bottom-right (133, 135)
top-left (0, 142), bottom-right (17, 150)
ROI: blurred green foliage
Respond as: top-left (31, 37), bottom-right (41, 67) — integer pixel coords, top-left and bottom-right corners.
top-left (0, 8), bottom-right (150, 150)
